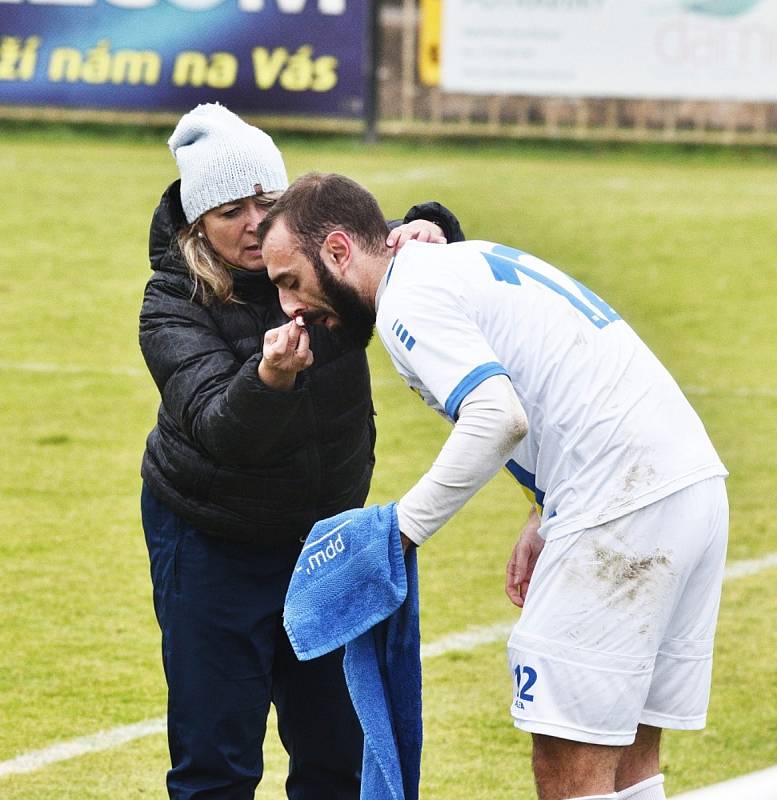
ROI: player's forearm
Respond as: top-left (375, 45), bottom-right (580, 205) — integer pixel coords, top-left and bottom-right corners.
top-left (397, 375), bottom-right (528, 545)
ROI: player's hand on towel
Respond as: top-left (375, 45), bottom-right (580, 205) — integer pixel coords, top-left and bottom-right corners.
top-left (505, 508), bottom-right (544, 608)
top-left (259, 319), bottom-right (313, 390)
top-left (400, 532), bottom-right (415, 554)
top-left (386, 219), bottom-right (446, 250)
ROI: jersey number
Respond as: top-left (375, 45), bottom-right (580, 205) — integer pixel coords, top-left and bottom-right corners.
top-left (514, 664), bottom-right (537, 702)
top-left (483, 244), bottom-right (620, 329)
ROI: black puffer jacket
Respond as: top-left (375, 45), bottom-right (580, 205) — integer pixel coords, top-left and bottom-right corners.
top-left (140, 181), bottom-right (464, 546)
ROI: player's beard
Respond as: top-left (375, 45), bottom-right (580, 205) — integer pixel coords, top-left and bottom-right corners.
top-left (313, 252), bottom-right (375, 350)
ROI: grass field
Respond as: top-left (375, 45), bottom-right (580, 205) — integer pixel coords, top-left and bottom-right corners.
top-left (1, 125), bottom-right (776, 799)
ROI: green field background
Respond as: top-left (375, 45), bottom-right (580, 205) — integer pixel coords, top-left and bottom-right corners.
top-left (1, 127), bottom-right (776, 798)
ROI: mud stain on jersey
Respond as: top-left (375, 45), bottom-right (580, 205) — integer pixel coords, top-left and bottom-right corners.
top-left (622, 462), bottom-right (656, 493)
top-left (594, 459), bottom-right (657, 523)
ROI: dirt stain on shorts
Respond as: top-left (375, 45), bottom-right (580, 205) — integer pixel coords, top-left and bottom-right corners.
top-left (592, 544), bottom-right (671, 603)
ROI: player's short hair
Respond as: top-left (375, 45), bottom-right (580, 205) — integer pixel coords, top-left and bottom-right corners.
top-left (257, 172), bottom-right (389, 267)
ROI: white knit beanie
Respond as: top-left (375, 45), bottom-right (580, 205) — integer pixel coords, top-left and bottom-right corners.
top-left (168, 102), bottom-right (289, 223)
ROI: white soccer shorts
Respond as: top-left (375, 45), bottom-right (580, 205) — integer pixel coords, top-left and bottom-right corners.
top-left (507, 476), bottom-right (729, 746)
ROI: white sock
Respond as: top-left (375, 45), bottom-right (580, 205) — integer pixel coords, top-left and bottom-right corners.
top-left (617, 773), bottom-right (666, 800)
top-left (564, 794), bottom-right (617, 800)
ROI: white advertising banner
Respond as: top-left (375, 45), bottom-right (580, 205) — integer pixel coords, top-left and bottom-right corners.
top-left (441, 0), bottom-right (777, 100)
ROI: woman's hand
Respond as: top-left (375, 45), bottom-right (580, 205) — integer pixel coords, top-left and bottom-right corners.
top-left (259, 319), bottom-right (314, 391)
top-left (505, 508), bottom-right (544, 608)
top-left (386, 219), bottom-right (446, 250)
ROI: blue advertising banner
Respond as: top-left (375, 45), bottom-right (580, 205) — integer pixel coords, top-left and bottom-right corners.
top-left (0, 0), bottom-right (367, 116)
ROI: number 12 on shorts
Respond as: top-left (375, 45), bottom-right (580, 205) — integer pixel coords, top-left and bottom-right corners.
top-left (513, 664), bottom-right (537, 710)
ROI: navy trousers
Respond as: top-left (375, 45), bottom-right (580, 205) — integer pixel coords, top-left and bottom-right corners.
top-left (141, 484), bottom-right (363, 800)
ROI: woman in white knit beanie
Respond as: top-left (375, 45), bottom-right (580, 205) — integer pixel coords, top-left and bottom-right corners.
top-left (169, 103), bottom-right (290, 302)
top-left (139, 102), bottom-right (465, 799)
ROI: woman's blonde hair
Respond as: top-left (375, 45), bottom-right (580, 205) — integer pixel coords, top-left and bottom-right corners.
top-left (178, 192), bottom-right (283, 304)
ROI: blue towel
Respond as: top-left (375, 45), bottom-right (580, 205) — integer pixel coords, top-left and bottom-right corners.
top-left (284, 502), bottom-right (421, 800)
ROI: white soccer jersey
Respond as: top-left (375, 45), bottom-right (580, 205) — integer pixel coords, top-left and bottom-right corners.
top-left (376, 240), bottom-right (727, 540)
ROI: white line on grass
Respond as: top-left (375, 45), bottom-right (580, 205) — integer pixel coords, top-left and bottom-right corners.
top-left (0, 550), bottom-right (776, 781)
top-left (420, 620), bottom-right (514, 659)
top-left (0, 718), bottom-right (166, 777)
top-left (722, 551), bottom-right (777, 580)
top-left (0, 361), bottom-right (145, 378)
top-left (670, 765), bottom-right (777, 799)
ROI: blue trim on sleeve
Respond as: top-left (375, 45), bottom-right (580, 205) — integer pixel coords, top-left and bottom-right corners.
top-left (505, 460), bottom-right (546, 508)
top-left (444, 361), bottom-right (509, 420)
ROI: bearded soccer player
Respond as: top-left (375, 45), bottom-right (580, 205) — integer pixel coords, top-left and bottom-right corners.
top-left (256, 173), bottom-right (728, 800)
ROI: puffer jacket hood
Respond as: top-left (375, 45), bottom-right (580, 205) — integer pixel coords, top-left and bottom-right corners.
top-left (149, 180), bottom-right (188, 275)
